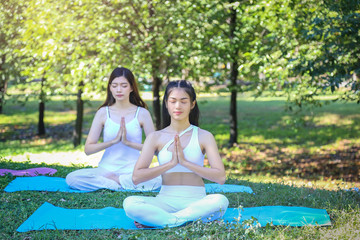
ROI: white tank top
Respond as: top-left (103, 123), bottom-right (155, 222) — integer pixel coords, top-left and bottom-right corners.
top-left (157, 125), bottom-right (205, 173)
top-left (98, 106), bottom-right (142, 173)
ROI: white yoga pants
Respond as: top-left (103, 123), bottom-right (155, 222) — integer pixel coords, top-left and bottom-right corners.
top-left (65, 167), bottom-right (162, 191)
top-left (123, 185), bottom-right (229, 227)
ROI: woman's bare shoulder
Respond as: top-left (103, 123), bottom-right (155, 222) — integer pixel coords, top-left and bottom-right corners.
top-left (93, 107), bottom-right (107, 121)
top-left (146, 130), bottom-right (163, 140)
top-left (197, 127), bottom-right (216, 145)
top-left (198, 127), bottom-right (213, 137)
top-left (96, 106), bottom-right (107, 114)
top-left (138, 107), bottom-right (152, 118)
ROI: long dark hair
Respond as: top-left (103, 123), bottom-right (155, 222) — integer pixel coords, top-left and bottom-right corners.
top-left (99, 67), bottom-right (147, 109)
top-left (162, 80), bottom-right (200, 128)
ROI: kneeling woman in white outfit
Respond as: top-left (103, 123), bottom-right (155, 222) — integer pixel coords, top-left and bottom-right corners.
top-left (123, 80), bottom-right (229, 228)
top-left (66, 67), bottom-right (161, 191)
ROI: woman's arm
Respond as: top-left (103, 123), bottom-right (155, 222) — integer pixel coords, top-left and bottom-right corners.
top-left (84, 108), bottom-right (121, 155)
top-left (177, 130), bottom-right (226, 185)
top-left (132, 132), bottom-right (177, 185)
top-left (122, 108), bottom-right (155, 151)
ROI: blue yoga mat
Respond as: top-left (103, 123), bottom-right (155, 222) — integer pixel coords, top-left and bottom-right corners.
top-left (17, 202), bottom-right (331, 232)
top-left (4, 176), bottom-right (253, 194)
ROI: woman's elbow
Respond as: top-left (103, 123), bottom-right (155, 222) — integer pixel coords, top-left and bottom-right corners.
top-left (217, 173), bottom-right (226, 185)
top-left (132, 173), bottom-right (141, 185)
top-left (84, 147), bottom-right (91, 156)
top-left (217, 178), bottom-right (226, 185)
top-left (84, 144), bottom-right (92, 155)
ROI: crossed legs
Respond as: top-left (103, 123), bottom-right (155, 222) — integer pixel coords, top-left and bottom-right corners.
top-left (123, 185), bottom-right (229, 228)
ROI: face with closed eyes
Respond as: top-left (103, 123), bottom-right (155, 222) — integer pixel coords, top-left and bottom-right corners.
top-left (166, 88), bottom-right (195, 122)
top-left (109, 76), bottom-right (133, 102)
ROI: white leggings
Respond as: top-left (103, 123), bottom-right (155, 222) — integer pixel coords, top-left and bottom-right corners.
top-left (66, 167), bottom-right (162, 191)
top-left (123, 185), bottom-right (229, 227)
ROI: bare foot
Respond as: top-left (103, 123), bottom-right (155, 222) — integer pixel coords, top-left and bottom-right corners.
top-left (134, 221), bottom-right (155, 229)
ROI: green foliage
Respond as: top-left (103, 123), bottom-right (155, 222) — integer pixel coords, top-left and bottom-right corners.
top-left (17, 0), bottom-right (113, 100)
top-left (289, 0), bottom-right (360, 105)
top-left (0, 0), bottom-right (26, 111)
top-left (180, 0), bottom-right (298, 93)
top-left (2, 0), bottom-right (359, 109)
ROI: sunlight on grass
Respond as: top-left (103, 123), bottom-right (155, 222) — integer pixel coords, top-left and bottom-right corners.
top-left (214, 134), bottom-right (230, 145)
top-left (0, 139), bottom-right (76, 156)
top-left (0, 113), bottom-right (38, 125)
top-left (45, 111), bottom-right (77, 123)
top-left (241, 135), bottom-right (286, 145)
top-left (227, 172), bottom-right (360, 190)
top-left (311, 114), bottom-right (356, 126)
top-left (307, 138), bottom-right (360, 154)
top-left (4, 151), bottom-right (102, 167)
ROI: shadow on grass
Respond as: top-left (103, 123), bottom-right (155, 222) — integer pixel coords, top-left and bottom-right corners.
top-left (0, 123), bottom-right (74, 142)
top-left (222, 142), bottom-right (360, 182)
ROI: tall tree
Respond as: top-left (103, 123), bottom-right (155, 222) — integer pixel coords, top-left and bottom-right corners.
top-left (0, 0), bottom-right (25, 114)
top-left (228, 0), bottom-right (240, 146)
top-left (189, 0), bottom-right (294, 146)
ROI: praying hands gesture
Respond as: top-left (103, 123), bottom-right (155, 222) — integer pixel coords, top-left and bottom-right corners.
top-left (170, 135), bottom-right (187, 167)
top-left (113, 117), bottom-right (128, 145)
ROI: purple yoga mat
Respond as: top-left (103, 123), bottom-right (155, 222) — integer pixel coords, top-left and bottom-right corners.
top-left (0, 167), bottom-right (57, 177)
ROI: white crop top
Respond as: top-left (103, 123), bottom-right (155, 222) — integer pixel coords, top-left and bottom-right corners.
top-left (98, 106), bottom-right (142, 173)
top-left (157, 125), bottom-right (205, 173)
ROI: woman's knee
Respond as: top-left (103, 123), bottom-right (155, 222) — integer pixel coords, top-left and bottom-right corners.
top-left (123, 196), bottom-right (142, 210)
top-left (207, 194), bottom-right (229, 209)
top-left (123, 196), bottom-right (148, 219)
top-left (65, 169), bottom-right (94, 186)
top-left (65, 171), bottom-right (78, 186)
top-left (218, 194), bottom-right (229, 210)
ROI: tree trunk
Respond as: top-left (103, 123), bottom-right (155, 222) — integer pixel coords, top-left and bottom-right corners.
top-left (0, 80), bottom-right (7, 114)
top-left (229, 62), bottom-right (238, 146)
top-left (228, 1), bottom-right (239, 146)
top-left (38, 77), bottom-right (46, 136)
top-left (152, 75), bottom-right (162, 130)
top-left (73, 80), bottom-right (84, 147)
top-left (0, 54), bottom-right (7, 114)
top-left (148, 2), bottom-right (162, 130)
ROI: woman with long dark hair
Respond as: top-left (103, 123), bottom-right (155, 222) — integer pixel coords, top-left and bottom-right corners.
top-left (123, 80), bottom-right (228, 228)
top-left (66, 67), bottom-right (161, 191)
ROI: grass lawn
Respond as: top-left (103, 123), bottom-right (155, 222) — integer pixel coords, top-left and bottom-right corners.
top-left (0, 93), bottom-right (359, 239)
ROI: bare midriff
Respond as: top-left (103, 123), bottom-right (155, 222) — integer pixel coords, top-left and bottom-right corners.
top-left (162, 172), bottom-right (204, 186)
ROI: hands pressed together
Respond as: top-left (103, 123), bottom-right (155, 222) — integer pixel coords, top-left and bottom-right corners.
top-left (113, 117), bottom-right (128, 145)
top-left (170, 135), bottom-right (187, 167)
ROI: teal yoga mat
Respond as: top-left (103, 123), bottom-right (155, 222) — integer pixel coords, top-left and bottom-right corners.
top-left (4, 176), bottom-right (253, 194)
top-left (17, 202), bottom-right (331, 232)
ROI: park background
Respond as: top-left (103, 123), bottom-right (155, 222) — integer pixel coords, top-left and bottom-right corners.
top-left (0, 0), bottom-right (359, 239)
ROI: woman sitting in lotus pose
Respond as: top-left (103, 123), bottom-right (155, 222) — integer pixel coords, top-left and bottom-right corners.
top-left (66, 67), bottom-right (161, 191)
top-left (123, 80), bottom-right (229, 228)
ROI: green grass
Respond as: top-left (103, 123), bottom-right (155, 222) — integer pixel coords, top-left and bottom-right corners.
top-left (0, 158), bottom-right (359, 239)
top-left (1, 93), bottom-right (360, 239)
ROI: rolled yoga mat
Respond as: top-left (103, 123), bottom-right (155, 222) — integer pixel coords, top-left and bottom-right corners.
top-left (0, 167), bottom-right (57, 177)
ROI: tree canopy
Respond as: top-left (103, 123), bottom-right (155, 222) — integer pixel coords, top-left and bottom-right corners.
top-left (1, 0), bottom-right (359, 144)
